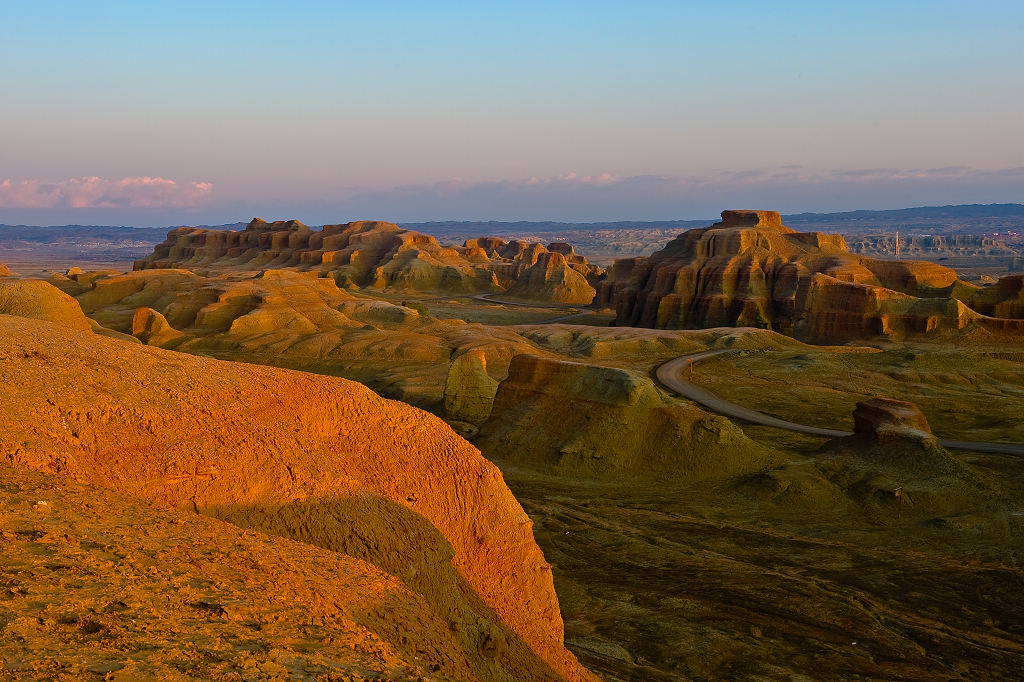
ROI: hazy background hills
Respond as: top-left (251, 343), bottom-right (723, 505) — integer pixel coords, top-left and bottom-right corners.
top-left (1, 204), bottom-right (1022, 266)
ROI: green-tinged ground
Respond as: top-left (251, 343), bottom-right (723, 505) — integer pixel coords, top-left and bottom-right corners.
top-left (689, 346), bottom-right (1024, 443)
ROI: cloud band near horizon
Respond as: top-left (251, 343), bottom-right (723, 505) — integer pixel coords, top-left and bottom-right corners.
top-left (0, 166), bottom-right (1021, 224)
top-left (0, 176), bottom-right (213, 209)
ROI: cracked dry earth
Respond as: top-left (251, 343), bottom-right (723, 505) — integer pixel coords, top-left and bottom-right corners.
top-left (0, 464), bottom-right (474, 681)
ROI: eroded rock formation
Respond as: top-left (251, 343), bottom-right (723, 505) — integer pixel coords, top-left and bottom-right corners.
top-left (0, 279), bottom-right (93, 331)
top-left (443, 350), bottom-right (500, 425)
top-left (0, 315), bottom-right (595, 682)
top-left (852, 397), bottom-right (934, 444)
top-left (600, 209), bottom-right (1024, 343)
top-left (504, 251), bottom-right (596, 304)
top-left (476, 354), bottom-right (778, 480)
top-left (135, 219), bottom-right (603, 304)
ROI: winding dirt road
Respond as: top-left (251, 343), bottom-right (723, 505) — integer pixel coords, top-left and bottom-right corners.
top-left (656, 351), bottom-right (1024, 456)
top-left (473, 293), bottom-right (597, 324)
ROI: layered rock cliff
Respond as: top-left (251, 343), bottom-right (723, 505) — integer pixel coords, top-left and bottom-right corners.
top-left (0, 315), bottom-right (595, 682)
top-left (135, 218), bottom-right (603, 304)
top-left (599, 210), bottom-right (1024, 343)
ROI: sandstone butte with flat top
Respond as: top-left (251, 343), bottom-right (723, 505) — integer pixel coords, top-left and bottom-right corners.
top-left (0, 313), bottom-right (596, 682)
top-left (599, 209), bottom-right (1024, 343)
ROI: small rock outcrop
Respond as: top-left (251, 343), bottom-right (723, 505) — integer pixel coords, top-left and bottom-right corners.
top-left (443, 350), bottom-right (499, 425)
top-left (852, 398), bottom-right (935, 445)
top-left (476, 354), bottom-right (778, 480)
top-left (135, 219), bottom-right (603, 304)
top-left (840, 397), bottom-right (963, 476)
top-left (0, 263), bottom-right (11, 277)
top-left (131, 306), bottom-right (186, 347)
top-left (599, 209), bottom-right (1024, 343)
top-left (741, 397), bottom-right (993, 524)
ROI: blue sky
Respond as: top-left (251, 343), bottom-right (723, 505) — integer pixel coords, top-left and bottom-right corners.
top-left (1, 1), bottom-right (1022, 225)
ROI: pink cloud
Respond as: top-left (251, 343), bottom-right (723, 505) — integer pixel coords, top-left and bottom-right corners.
top-left (0, 176), bottom-right (212, 209)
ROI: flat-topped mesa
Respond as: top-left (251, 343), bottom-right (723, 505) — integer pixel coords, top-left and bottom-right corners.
top-left (718, 209), bottom-right (785, 229)
top-left (599, 208), bottom-right (1024, 343)
top-left (136, 219), bottom-right (603, 304)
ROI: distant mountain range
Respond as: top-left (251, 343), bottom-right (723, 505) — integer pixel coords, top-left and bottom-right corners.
top-left (1, 204), bottom-right (1022, 264)
top-left (405, 203), bottom-right (1024, 238)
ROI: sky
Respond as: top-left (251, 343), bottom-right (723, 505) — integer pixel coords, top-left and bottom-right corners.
top-left (1, 1), bottom-right (1022, 226)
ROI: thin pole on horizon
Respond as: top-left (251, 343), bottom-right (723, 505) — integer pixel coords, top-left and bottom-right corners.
top-left (895, 230), bottom-right (901, 260)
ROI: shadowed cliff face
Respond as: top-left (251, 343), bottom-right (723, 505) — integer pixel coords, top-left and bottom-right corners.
top-left (134, 218), bottom-right (603, 304)
top-left (599, 210), bottom-right (1024, 343)
top-left (0, 315), bottom-right (596, 682)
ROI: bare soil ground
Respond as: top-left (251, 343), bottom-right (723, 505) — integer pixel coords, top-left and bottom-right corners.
top-left (501, 465), bottom-right (1024, 682)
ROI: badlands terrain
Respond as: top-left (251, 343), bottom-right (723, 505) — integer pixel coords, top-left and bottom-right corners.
top-left (2, 209), bottom-right (1024, 680)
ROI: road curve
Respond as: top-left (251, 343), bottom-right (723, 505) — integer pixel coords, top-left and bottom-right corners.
top-left (473, 293), bottom-right (596, 324)
top-left (656, 351), bottom-right (1024, 456)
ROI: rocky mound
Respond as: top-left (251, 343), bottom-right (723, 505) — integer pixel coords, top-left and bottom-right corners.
top-left (839, 397), bottom-right (968, 475)
top-left (135, 218), bottom-right (603, 304)
top-left (476, 354), bottom-right (779, 480)
top-left (444, 349), bottom-right (500, 425)
top-left (0, 279), bottom-right (93, 331)
top-left (0, 315), bottom-right (595, 682)
top-left (0, 263), bottom-right (11, 277)
top-left (851, 397), bottom-right (934, 440)
top-left (54, 268), bottom-right (457, 405)
top-left (739, 397), bottom-right (992, 524)
top-left (44, 267), bottom-right (560, 409)
top-left (504, 251), bottom-right (596, 304)
top-left (600, 209), bottom-right (1024, 343)
top-left (131, 306), bottom-right (186, 346)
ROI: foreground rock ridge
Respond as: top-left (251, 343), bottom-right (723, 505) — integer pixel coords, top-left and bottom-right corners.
top-left (135, 218), bottom-right (603, 304)
top-left (0, 464), bottom-right (488, 679)
top-left (599, 209), bottom-right (1024, 342)
top-left (0, 314), bottom-right (595, 682)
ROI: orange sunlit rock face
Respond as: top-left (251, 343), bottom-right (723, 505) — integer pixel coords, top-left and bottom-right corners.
top-left (0, 314), bottom-right (596, 682)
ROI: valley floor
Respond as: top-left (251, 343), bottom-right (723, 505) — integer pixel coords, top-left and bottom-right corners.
top-left (503, 461), bottom-right (1024, 681)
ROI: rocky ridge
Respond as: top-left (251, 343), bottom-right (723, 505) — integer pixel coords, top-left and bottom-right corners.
top-left (135, 218), bottom-right (603, 304)
top-left (599, 210), bottom-right (1024, 343)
